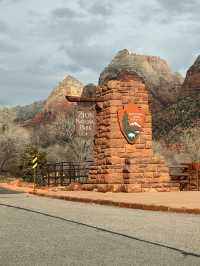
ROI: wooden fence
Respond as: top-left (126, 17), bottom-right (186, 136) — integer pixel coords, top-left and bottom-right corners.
top-left (169, 162), bottom-right (200, 191)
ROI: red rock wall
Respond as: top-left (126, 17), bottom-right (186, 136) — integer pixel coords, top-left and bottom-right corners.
top-left (86, 71), bottom-right (179, 192)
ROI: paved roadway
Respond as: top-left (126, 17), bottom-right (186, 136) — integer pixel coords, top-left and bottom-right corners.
top-left (0, 188), bottom-right (200, 266)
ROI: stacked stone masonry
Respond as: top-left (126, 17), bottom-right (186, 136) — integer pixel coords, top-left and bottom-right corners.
top-left (84, 71), bottom-right (179, 192)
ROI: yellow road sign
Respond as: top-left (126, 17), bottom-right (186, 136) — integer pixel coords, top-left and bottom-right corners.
top-left (32, 162), bottom-right (38, 169)
top-left (32, 156), bottom-right (38, 169)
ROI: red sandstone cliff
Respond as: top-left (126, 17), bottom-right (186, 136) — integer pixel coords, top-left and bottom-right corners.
top-left (21, 75), bottom-right (84, 127)
top-left (43, 75), bottom-right (84, 113)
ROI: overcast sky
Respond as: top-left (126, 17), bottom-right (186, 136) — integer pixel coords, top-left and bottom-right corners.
top-left (0, 0), bottom-right (199, 106)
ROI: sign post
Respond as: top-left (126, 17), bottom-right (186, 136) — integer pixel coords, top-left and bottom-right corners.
top-left (32, 155), bottom-right (38, 192)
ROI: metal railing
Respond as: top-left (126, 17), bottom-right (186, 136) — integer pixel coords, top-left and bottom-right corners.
top-left (35, 160), bottom-right (93, 186)
top-left (35, 161), bottom-right (200, 190)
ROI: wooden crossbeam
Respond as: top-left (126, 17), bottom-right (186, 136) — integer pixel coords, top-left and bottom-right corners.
top-left (65, 96), bottom-right (104, 102)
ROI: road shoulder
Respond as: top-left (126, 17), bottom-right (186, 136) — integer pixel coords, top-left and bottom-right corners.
top-left (1, 182), bottom-right (200, 215)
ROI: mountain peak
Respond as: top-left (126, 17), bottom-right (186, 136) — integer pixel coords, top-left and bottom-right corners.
top-left (44, 74), bottom-right (84, 113)
top-left (61, 74), bottom-right (81, 83)
top-left (115, 49), bottom-right (130, 57)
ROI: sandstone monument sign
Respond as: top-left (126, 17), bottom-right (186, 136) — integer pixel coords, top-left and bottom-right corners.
top-left (67, 69), bottom-right (179, 192)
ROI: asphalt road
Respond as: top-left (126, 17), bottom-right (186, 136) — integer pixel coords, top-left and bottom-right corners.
top-left (0, 188), bottom-right (200, 266)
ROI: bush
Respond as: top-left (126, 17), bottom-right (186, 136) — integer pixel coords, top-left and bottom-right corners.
top-left (152, 140), bottom-right (190, 166)
top-left (0, 122), bottom-right (30, 176)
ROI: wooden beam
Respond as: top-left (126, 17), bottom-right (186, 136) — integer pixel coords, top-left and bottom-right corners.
top-left (65, 96), bottom-right (104, 102)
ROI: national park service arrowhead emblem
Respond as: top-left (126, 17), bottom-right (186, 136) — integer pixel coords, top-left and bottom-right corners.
top-left (118, 103), bottom-right (145, 144)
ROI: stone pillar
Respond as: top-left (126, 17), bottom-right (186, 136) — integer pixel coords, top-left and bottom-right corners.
top-left (85, 70), bottom-right (179, 192)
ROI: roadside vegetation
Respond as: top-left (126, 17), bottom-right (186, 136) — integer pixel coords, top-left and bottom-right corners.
top-left (0, 104), bottom-right (199, 180)
top-left (153, 126), bottom-right (200, 166)
top-left (0, 107), bottom-right (93, 181)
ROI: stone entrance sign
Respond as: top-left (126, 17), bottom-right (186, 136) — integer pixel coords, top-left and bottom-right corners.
top-left (75, 109), bottom-right (95, 137)
top-left (84, 70), bottom-right (179, 192)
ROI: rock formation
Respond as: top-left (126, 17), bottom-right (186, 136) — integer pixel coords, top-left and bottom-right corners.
top-left (100, 49), bottom-right (184, 112)
top-left (181, 55), bottom-right (200, 97)
top-left (78, 83), bottom-right (96, 108)
top-left (44, 75), bottom-right (84, 113)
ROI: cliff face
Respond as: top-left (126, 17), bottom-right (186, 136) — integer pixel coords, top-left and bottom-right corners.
top-left (181, 56), bottom-right (200, 97)
top-left (20, 75), bottom-right (84, 127)
top-left (44, 75), bottom-right (84, 113)
top-left (100, 49), bottom-right (184, 112)
top-left (153, 55), bottom-right (200, 141)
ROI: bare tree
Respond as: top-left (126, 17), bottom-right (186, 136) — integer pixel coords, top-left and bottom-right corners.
top-left (28, 108), bottom-right (94, 164)
top-left (0, 107), bottom-right (16, 131)
top-left (0, 122), bottom-right (30, 174)
top-left (152, 140), bottom-right (190, 165)
top-left (68, 137), bottom-right (93, 163)
top-left (49, 111), bottom-right (76, 145)
top-left (43, 110), bottom-right (93, 163)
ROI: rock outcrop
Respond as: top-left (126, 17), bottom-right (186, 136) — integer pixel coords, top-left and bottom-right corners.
top-left (181, 55), bottom-right (200, 97)
top-left (78, 83), bottom-right (96, 108)
top-left (100, 49), bottom-right (184, 112)
top-left (44, 75), bottom-right (84, 113)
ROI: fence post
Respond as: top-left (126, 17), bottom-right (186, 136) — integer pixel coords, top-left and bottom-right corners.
top-left (54, 164), bottom-right (57, 186)
top-left (60, 162), bottom-right (64, 186)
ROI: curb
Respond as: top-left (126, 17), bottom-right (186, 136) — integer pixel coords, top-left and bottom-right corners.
top-left (1, 184), bottom-right (200, 215)
top-left (29, 192), bottom-right (200, 215)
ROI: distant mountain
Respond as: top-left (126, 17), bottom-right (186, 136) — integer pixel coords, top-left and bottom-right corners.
top-left (14, 75), bottom-right (98, 127)
top-left (100, 49), bottom-right (184, 112)
top-left (44, 75), bottom-right (83, 113)
top-left (22, 75), bottom-right (84, 127)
